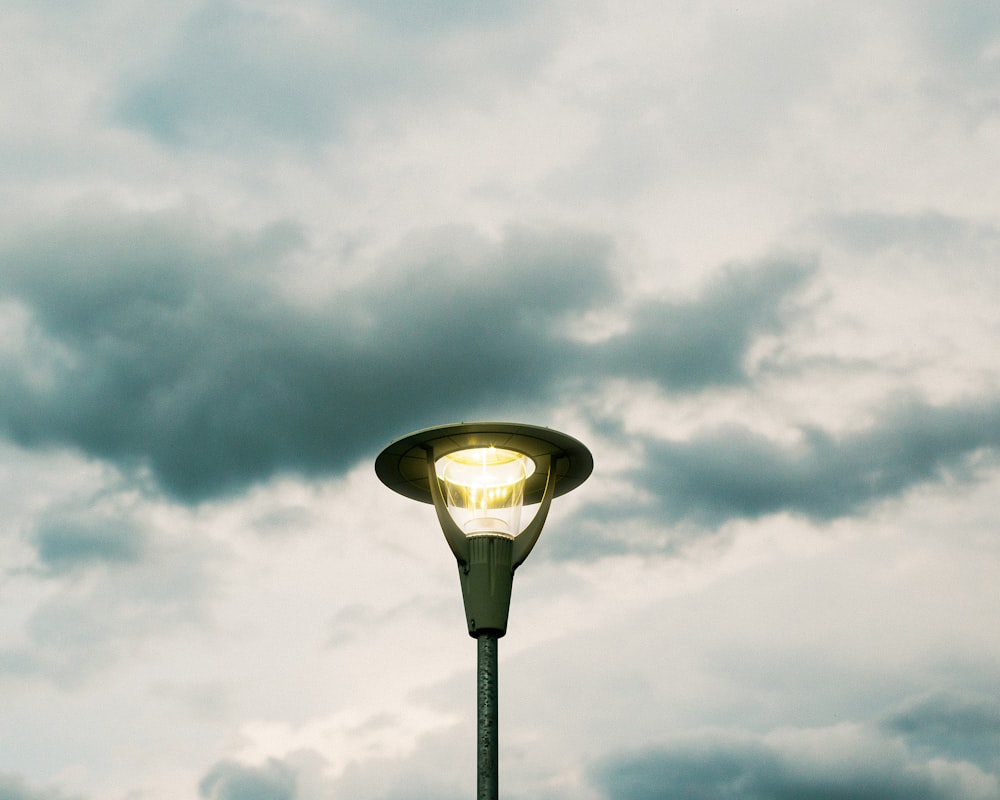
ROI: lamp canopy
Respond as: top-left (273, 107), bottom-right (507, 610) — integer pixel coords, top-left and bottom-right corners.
top-left (375, 422), bottom-right (593, 506)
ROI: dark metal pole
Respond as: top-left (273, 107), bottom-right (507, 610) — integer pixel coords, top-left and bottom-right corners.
top-left (477, 633), bottom-right (499, 800)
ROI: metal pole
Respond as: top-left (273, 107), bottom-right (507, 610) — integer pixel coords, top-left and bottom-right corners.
top-left (477, 633), bottom-right (499, 800)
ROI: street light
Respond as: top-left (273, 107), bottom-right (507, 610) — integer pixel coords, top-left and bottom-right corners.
top-left (375, 422), bottom-right (592, 800)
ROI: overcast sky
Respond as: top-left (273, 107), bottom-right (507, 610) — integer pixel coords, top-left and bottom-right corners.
top-left (2, 1), bottom-right (1000, 799)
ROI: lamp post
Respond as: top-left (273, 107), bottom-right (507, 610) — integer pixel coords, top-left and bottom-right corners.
top-left (375, 422), bottom-right (592, 800)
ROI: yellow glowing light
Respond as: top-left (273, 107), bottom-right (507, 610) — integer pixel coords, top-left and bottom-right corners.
top-left (435, 447), bottom-right (535, 536)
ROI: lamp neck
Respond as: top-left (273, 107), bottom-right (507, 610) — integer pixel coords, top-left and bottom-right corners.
top-left (424, 448), bottom-right (560, 637)
top-left (459, 534), bottom-right (514, 638)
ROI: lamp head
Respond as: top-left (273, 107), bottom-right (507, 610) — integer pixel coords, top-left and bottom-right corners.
top-left (376, 422), bottom-right (592, 637)
top-left (375, 421), bottom-right (592, 507)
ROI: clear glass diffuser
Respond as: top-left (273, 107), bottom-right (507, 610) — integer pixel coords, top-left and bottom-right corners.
top-left (435, 447), bottom-right (536, 536)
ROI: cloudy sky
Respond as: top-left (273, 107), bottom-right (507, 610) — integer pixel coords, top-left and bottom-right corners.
top-left (2, 1), bottom-right (1000, 798)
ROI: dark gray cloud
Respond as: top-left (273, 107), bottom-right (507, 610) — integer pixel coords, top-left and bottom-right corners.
top-left (0, 209), bottom-right (809, 502)
top-left (0, 774), bottom-right (78, 800)
top-left (908, 0), bottom-right (1000, 74)
top-left (199, 759), bottom-right (296, 800)
top-left (30, 508), bottom-right (147, 573)
top-left (0, 496), bottom-right (209, 685)
top-left (822, 209), bottom-right (1000, 256)
top-left (551, 394), bottom-right (1000, 557)
top-left (592, 733), bottom-right (992, 800)
top-left (883, 691), bottom-right (1000, 773)
top-left (113, 0), bottom-right (548, 148)
top-left (596, 260), bottom-right (812, 389)
top-left (631, 396), bottom-right (1000, 526)
top-left (895, 0), bottom-right (1000, 121)
top-left (0, 210), bottom-right (610, 499)
top-left (115, 2), bottom-right (350, 146)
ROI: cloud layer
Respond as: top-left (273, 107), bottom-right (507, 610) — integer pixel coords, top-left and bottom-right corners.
top-left (1, 209), bottom-right (820, 502)
top-left (635, 396), bottom-right (1000, 524)
top-left (593, 722), bottom-right (999, 800)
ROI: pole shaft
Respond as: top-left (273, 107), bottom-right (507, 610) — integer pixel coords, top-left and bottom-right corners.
top-left (477, 633), bottom-right (499, 800)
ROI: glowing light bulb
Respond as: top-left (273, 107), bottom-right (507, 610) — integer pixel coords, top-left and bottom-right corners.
top-left (435, 447), bottom-right (535, 536)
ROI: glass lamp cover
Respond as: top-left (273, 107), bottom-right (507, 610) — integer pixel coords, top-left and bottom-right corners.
top-left (435, 447), bottom-right (535, 536)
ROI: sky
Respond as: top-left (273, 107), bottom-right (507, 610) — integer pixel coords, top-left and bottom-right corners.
top-left (2, 1), bottom-right (1000, 798)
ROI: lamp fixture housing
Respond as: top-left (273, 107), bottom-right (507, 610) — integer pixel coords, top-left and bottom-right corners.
top-left (375, 422), bottom-right (592, 636)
